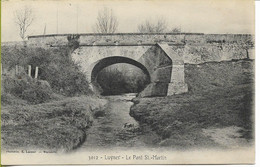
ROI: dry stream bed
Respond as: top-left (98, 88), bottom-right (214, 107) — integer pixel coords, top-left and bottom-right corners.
top-left (76, 91), bottom-right (252, 152)
top-left (77, 93), bottom-right (161, 152)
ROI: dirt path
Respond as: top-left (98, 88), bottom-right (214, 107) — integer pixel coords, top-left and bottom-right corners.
top-left (77, 94), bottom-right (160, 152)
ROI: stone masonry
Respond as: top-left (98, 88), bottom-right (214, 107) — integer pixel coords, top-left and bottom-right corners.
top-left (27, 33), bottom-right (254, 97)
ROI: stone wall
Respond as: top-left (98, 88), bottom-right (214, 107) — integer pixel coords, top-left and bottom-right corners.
top-left (27, 33), bottom-right (188, 47)
top-left (27, 33), bottom-right (254, 64)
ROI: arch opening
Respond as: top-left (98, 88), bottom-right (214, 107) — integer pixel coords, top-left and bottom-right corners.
top-left (91, 56), bottom-right (151, 95)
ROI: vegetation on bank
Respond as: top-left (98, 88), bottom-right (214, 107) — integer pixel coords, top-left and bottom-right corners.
top-left (1, 43), bottom-right (255, 150)
top-left (96, 64), bottom-right (149, 95)
top-left (1, 44), bottom-right (107, 152)
top-left (130, 60), bottom-right (254, 149)
top-left (1, 96), bottom-right (107, 151)
top-left (1, 45), bottom-right (92, 96)
top-left (2, 75), bottom-right (55, 105)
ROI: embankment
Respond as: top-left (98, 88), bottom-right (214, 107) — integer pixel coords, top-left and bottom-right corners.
top-left (1, 96), bottom-right (108, 152)
top-left (130, 59), bottom-right (254, 149)
top-left (1, 43), bottom-right (105, 152)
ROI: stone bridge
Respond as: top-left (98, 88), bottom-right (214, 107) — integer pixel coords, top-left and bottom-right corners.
top-left (27, 33), bottom-right (254, 97)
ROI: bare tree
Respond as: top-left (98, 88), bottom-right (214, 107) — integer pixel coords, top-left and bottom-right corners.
top-left (137, 19), bottom-right (168, 33)
top-left (14, 6), bottom-right (35, 41)
top-left (93, 7), bottom-right (118, 33)
top-left (171, 27), bottom-right (181, 33)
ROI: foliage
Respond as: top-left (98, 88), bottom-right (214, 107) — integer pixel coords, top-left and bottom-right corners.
top-left (1, 45), bottom-right (92, 97)
top-left (1, 45), bottom-right (28, 68)
top-left (96, 64), bottom-right (150, 95)
top-left (1, 93), bottom-right (28, 106)
top-left (1, 96), bottom-right (107, 151)
top-left (2, 75), bottom-right (53, 104)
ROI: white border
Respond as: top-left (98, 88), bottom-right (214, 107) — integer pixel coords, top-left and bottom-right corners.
top-left (5, 1), bottom-right (259, 167)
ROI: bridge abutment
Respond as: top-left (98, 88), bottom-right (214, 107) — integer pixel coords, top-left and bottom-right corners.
top-left (167, 64), bottom-right (188, 95)
top-left (138, 43), bottom-right (188, 97)
top-left (27, 33), bottom-right (253, 97)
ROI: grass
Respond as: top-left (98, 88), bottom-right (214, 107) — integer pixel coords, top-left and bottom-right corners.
top-left (1, 45), bottom-right (92, 96)
top-left (130, 59), bottom-right (254, 149)
top-left (1, 96), bottom-right (108, 152)
top-left (2, 75), bottom-right (55, 104)
top-left (0, 44), bottom-right (102, 152)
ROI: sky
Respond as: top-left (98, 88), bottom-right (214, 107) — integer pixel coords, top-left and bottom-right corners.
top-left (1, 0), bottom-right (255, 42)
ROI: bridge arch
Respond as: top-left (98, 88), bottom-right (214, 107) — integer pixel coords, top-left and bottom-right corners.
top-left (91, 56), bottom-right (151, 83)
top-left (71, 44), bottom-right (188, 96)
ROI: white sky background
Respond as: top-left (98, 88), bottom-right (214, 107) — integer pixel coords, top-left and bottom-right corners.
top-left (1, 0), bottom-right (255, 42)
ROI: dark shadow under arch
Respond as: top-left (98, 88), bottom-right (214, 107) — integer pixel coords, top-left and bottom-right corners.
top-left (91, 56), bottom-right (151, 83)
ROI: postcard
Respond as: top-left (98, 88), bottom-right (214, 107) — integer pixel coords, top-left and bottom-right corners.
top-left (1, 0), bottom-right (255, 165)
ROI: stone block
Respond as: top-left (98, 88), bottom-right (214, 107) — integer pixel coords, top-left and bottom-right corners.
top-left (170, 65), bottom-right (185, 83)
top-left (167, 82), bottom-right (188, 95)
top-left (248, 48), bottom-right (255, 59)
top-left (151, 66), bottom-right (172, 83)
top-left (139, 82), bottom-right (168, 97)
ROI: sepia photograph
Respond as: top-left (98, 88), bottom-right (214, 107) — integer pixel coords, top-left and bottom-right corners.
top-left (1, 0), bottom-right (255, 165)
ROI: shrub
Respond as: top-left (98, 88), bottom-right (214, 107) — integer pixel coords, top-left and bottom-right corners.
top-left (2, 75), bottom-right (53, 104)
top-left (25, 47), bottom-right (92, 96)
top-left (1, 93), bottom-right (28, 106)
top-left (1, 45), bottom-right (28, 70)
top-left (2, 45), bottom-right (92, 97)
top-left (21, 84), bottom-right (53, 104)
top-left (1, 96), bottom-right (108, 151)
top-left (96, 64), bottom-right (149, 95)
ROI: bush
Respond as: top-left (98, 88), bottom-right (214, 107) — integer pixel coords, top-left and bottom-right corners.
top-left (2, 75), bottom-right (53, 104)
top-left (1, 96), bottom-right (108, 151)
top-left (2, 46), bottom-right (92, 97)
top-left (96, 64), bottom-right (149, 95)
top-left (2, 76), bottom-right (30, 96)
top-left (21, 84), bottom-right (52, 104)
top-left (1, 45), bottom-right (28, 70)
top-left (1, 93), bottom-right (28, 106)
top-left (26, 47), bottom-right (92, 96)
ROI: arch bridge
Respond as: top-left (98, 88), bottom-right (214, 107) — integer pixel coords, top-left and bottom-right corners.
top-left (27, 33), bottom-right (254, 97)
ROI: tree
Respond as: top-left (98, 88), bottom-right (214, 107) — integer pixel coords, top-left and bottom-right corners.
top-left (93, 7), bottom-right (118, 33)
top-left (137, 19), bottom-right (168, 33)
top-left (14, 6), bottom-right (35, 41)
top-left (171, 27), bottom-right (181, 33)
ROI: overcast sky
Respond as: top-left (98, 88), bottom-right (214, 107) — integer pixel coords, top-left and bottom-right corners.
top-left (1, 0), bottom-right (254, 42)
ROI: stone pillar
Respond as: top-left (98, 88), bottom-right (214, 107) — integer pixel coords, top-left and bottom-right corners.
top-left (15, 65), bottom-right (18, 75)
top-left (167, 64), bottom-right (188, 95)
top-left (247, 48), bottom-right (255, 59)
top-left (139, 43), bottom-right (188, 97)
top-left (28, 65), bottom-right (32, 77)
top-left (35, 67), bottom-right (39, 79)
top-left (156, 43), bottom-right (188, 95)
